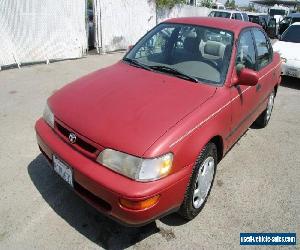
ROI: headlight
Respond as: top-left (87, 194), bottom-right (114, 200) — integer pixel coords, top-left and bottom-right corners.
top-left (97, 149), bottom-right (173, 182)
top-left (43, 103), bottom-right (54, 128)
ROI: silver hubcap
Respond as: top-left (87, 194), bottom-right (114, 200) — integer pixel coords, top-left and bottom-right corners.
top-left (193, 156), bottom-right (215, 209)
top-left (266, 92), bottom-right (275, 121)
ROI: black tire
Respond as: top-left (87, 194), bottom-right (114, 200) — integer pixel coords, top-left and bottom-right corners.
top-left (178, 142), bottom-right (217, 220)
top-left (254, 90), bottom-right (275, 128)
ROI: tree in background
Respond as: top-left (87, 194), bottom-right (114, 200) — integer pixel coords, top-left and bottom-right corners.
top-left (87, 0), bottom-right (93, 9)
top-left (247, 3), bottom-right (256, 12)
top-left (225, 0), bottom-right (236, 9)
top-left (225, 0), bottom-right (230, 8)
top-left (201, 0), bottom-right (214, 8)
top-left (156, 0), bottom-right (185, 8)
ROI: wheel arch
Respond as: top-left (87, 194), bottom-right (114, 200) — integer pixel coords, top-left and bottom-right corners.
top-left (209, 135), bottom-right (224, 163)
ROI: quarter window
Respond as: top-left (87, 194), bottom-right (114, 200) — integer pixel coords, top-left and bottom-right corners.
top-left (252, 29), bottom-right (272, 70)
top-left (236, 30), bottom-right (256, 70)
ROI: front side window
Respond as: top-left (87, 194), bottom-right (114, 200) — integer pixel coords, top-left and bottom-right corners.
top-left (282, 25), bottom-right (300, 43)
top-left (236, 30), bottom-right (256, 70)
top-left (252, 29), bottom-right (272, 70)
top-left (249, 15), bottom-right (260, 24)
top-left (125, 23), bottom-right (234, 85)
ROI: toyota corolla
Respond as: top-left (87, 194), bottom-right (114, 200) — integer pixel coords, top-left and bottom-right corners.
top-left (35, 17), bottom-right (281, 226)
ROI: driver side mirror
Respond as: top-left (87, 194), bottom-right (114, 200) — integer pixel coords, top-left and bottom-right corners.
top-left (233, 65), bottom-right (259, 86)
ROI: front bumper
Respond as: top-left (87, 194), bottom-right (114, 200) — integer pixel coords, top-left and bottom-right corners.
top-left (281, 60), bottom-right (300, 78)
top-left (35, 118), bottom-right (191, 226)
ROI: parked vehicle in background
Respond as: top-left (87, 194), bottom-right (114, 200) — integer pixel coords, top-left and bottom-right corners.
top-left (209, 10), bottom-right (249, 21)
top-left (266, 17), bottom-right (277, 38)
top-left (35, 17), bottom-right (281, 226)
top-left (278, 13), bottom-right (300, 35)
top-left (273, 22), bottom-right (300, 78)
top-left (261, 14), bottom-right (271, 26)
top-left (248, 13), bottom-right (269, 30)
top-left (211, 2), bottom-right (226, 10)
top-left (268, 4), bottom-right (290, 24)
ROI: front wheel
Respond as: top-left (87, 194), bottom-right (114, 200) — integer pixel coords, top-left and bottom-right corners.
top-left (179, 142), bottom-right (217, 220)
top-left (254, 90), bottom-right (275, 128)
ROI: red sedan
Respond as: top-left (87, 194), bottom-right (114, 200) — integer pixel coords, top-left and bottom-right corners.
top-left (35, 17), bottom-right (281, 226)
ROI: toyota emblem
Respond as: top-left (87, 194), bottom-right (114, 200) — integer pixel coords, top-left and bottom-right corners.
top-left (69, 133), bottom-right (77, 144)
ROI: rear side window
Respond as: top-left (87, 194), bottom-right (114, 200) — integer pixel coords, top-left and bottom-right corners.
top-left (242, 13), bottom-right (249, 21)
top-left (236, 30), bottom-right (256, 70)
top-left (236, 13), bottom-right (243, 20)
top-left (209, 11), bottom-right (231, 18)
top-left (292, 17), bottom-right (300, 23)
top-left (252, 29), bottom-right (272, 70)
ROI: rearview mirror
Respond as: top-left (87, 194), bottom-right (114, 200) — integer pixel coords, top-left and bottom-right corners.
top-left (234, 67), bottom-right (259, 86)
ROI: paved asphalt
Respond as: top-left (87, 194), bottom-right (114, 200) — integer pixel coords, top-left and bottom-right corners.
top-left (0, 53), bottom-right (299, 249)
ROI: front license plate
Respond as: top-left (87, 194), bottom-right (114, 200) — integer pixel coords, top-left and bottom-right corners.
top-left (53, 155), bottom-right (73, 187)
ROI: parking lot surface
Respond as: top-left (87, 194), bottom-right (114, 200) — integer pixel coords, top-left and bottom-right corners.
top-left (0, 53), bottom-right (299, 249)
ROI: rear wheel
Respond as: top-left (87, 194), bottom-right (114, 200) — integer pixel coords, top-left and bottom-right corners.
top-left (179, 142), bottom-right (217, 220)
top-left (254, 90), bottom-right (275, 128)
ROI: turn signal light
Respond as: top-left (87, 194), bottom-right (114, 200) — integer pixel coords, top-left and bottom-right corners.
top-left (119, 195), bottom-right (160, 210)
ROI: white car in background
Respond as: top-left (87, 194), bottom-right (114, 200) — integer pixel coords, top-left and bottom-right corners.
top-left (208, 10), bottom-right (249, 21)
top-left (273, 22), bottom-right (300, 78)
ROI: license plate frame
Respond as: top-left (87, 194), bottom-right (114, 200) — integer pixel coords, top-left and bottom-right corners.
top-left (53, 155), bottom-right (74, 187)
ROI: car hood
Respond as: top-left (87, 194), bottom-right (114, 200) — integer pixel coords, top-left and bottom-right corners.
top-left (273, 41), bottom-right (300, 61)
top-left (50, 62), bottom-right (216, 156)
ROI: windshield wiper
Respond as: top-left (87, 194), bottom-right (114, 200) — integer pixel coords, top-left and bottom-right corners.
top-left (149, 65), bottom-right (199, 83)
top-left (123, 58), bottom-right (152, 71)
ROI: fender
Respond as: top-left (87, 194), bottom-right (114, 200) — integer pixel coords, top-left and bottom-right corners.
top-left (143, 87), bottom-right (232, 173)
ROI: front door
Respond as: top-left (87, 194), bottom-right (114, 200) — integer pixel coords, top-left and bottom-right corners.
top-left (251, 28), bottom-right (276, 109)
top-left (227, 29), bottom-right (260, 147)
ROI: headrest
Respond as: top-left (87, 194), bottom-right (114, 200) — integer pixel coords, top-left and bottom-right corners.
top-left (184, 37), bottom-right (199, 53)
top-left (204, 41), bottom-right (221, 57)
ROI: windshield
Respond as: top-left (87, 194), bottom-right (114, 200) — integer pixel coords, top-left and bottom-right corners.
top-left (282, 25), bottom-right (300, 43)
top-left (292, 17), bottom-right (300, 23)
top-left (270, 9), bottom-right (286, 16)
top-left (209, 11), bottom-right (231, 18)
top-left (124, 23), bottom-right (233, 85)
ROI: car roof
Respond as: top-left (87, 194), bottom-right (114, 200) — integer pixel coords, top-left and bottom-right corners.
top-left (291, 22), bottom-right (300, 26)
top-left (164, 17), bottom-right (260, 36)
top-left (288, 13), bottom-right (300, 18)
top-left (248, 13), bottom-right (268, 16)
top-left (210, 9), bottom-right (245, 14)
